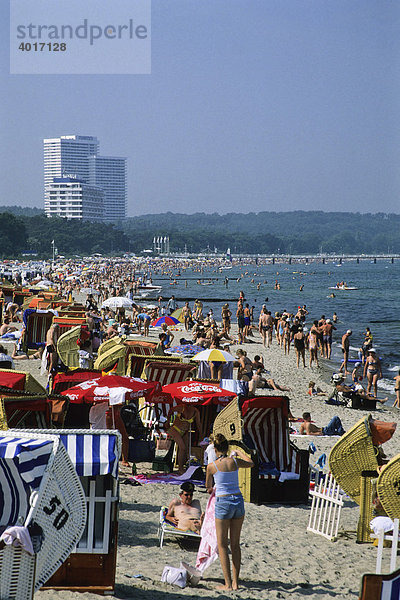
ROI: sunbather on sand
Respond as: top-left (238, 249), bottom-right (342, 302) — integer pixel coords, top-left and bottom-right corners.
top-left (300, 412), bottom-right (345, 436)
top-left (165, 482), bottom-right (204, 532)
top-left (250, 355), bottom-right (291, 393)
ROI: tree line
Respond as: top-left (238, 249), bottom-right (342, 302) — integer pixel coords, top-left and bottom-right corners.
top-left (0, 208), bottom-right (399, 257)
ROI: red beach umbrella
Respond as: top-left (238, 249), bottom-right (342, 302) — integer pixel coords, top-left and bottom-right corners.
top-left (60, 374), bottom-right (160, 405)
top-left (160, 380), bottom-right (236, 406)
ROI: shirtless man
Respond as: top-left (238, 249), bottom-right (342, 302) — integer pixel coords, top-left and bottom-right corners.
top-left (321, 318), bottom-right (336, 359)
top-left (0, 317), bottom-right (18, 336)
top-left (165, 482), bottom-right (204, 532)
top-left (45, 323), bottom-right (60, 373)
top-left (259, 308), bottom-right (273, 348)
top-left (299, 412), bottom-right (345, 436)
top-left (339, 330), bottom-right (352, 374)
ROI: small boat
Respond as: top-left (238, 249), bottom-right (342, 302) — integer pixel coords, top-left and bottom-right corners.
top-left (137, 284), bottom-right (162, 292)
top-left (329, 286), bottom-right (358, 291)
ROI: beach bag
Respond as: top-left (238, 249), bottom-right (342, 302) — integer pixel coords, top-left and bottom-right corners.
top-left (161, 564), bottom-right (187, 588)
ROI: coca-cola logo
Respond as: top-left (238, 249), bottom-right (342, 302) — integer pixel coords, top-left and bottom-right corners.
top-left (180, 384), bottom-right (220, 394)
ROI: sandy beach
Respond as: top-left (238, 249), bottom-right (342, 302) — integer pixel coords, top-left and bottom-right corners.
top-left (3, 319), bottom-right (400, 600)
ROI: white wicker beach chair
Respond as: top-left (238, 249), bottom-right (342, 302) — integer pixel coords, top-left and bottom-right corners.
top-left (22, 428), bottom-right (121, 594)
top-left (0, 431), bottom-right (87, 599)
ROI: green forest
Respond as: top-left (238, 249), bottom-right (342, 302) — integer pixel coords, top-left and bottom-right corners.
top-left (0, 207), bottom-right (399, 257)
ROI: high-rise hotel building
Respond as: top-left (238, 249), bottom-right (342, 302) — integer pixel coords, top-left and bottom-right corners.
top-left (44, 135), bottom-right (127, 221)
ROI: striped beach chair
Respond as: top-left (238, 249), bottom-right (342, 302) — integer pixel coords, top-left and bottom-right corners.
top-left (52, 316), bottom-right (86, 334)
top-left (241, 396), bottom-right (309, 504)
top-left (0, 389), bottom-right (54, 429)
top-left (34, 429), bottom-right (121, 595)
top-left (21, 309), bottom-right (54, 354)
top-left (0, 431), bottom-right (86, 599)
top-left (0, 369), bottom-right (47, 395)
top-left (360, 568), bottom-right (400, 599)
top-left (139, 361), bottom-right (197, 439)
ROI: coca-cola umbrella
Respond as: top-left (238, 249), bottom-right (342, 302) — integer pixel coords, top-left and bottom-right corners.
top-left (161, 380), bottom-right (237, 406)
top-left (60, 374), bottom-right (160, 405)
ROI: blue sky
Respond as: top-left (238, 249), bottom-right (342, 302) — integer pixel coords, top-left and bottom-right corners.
top-left (1, 0), bottom-right (399, 215)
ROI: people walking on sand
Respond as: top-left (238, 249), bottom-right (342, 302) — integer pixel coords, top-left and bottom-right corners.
top-left (205, 433), bottom-right (254, 591)
top-left (309, 321), bottom-right (321, 368)
top-left (363, 348), bottom-right (382, 398)
top-left (167, 295), bottom-right (177, 314)
top-left (339, 330), bottom-right (352, 374)
top-left (277, 315), bottom-right (286, 348)
top-left (236, 303), bottom-right (245, 344)
top-left (283, 320), bottom-right (291, 355)
top-left (321, 318), bottom-right (336, 359)
top-left (193, 299), bottom-right (203, 321)
top-left (221, 303), bottom-right (232, 336)
top-left (258, 307), bottom-right (273, 348)
top-left (293, 327), bottom-right (306, 368)
top-left (182, 301), bottom-right (192, 331)
top-left (243, 303), bottom-right (251, 337)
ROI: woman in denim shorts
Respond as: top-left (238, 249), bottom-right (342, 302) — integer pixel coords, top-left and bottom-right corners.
top-left (205, 433), bottom-right (254, 591)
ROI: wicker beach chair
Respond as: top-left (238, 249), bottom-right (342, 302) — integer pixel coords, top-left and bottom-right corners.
top-left (329, 415), bottom-right (378, 505)
top-left (0, 430), bottom-right (86, 598)
top-left (20, 309), bottom-right (54, 355)
top-left (25, 428), bottom-right (121, 594)
top-left (52, 316), bottom-right (86, 334)
top-left (57, 325), bottom-right (82, 368)
top-left (329, 415), bottom-right (379, 542)
top-left (94, 342), bottom-right (127, 375)
top-left (376, 454), bottom-right (400, 520)
top-left (0, 369), bottom-right (47, 395)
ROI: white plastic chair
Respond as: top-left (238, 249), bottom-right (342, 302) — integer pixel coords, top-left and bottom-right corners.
top-left (158, 507), bottom-right (201, 548)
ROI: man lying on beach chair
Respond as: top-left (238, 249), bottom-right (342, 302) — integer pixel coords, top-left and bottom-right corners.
top-left (159, 482), bottom-right (203, 548)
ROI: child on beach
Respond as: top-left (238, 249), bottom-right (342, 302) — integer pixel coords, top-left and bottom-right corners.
top-left (307, 381), bottom-right (326, 396)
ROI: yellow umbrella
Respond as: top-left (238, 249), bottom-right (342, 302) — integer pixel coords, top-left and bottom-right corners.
top-left (171, 307), bottom-right (184, 323)
top-left (192, 348), bottom-right (236, 362)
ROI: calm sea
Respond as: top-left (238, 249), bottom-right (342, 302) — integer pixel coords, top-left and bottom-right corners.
top-left (153, 259), bottom-right (400, 402)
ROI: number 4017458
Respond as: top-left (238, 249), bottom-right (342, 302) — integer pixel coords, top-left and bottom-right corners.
top-left (19, 42), bottom-right (66, 51)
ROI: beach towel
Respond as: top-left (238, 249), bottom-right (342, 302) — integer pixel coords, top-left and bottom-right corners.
top-left (195, 489), bottom-right (218, 573)
top-left (133, 464), bottom-right (204, 486)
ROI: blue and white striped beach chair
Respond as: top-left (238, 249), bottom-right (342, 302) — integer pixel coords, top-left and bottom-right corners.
top-left (21, 429), bottom-right (121, 594)
top-left (0, 431), bottom-right (87, 600)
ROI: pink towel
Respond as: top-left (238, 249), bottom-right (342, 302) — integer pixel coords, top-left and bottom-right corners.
top-left (195, 488), bottom-right (218, 573)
